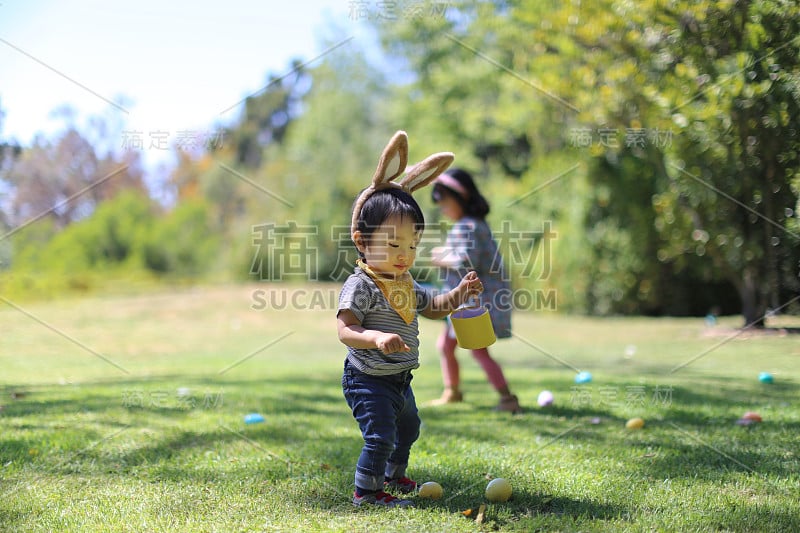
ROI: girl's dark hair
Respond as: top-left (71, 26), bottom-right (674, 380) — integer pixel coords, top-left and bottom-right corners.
top-left (431, 167), bottom-right (490, 218)
top-left (354, 187), bottom-right (425, 254)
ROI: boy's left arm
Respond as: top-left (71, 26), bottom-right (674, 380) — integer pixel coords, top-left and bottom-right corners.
top-left (420, 271), bottom-right (483, 320)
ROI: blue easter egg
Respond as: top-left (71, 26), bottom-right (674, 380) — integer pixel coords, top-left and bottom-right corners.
top-left (575, 371), bottom-right (592, 384)
top-left (758, 372), bottom-right (774, 384)
top-left (244, 413), bottom-right (265, 424)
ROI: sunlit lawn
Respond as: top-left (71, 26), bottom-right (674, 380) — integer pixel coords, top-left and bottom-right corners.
top-left (1, 283), bottom-right (799, 532)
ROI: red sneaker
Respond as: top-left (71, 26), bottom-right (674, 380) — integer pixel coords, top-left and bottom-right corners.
top-left (385, 476), bottom-right (418, 494)
top-left (352, 490), bottom-right (414, 507)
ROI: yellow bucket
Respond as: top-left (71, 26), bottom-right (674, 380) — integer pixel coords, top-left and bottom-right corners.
top-left (450, 306), bottom-right (496, 349)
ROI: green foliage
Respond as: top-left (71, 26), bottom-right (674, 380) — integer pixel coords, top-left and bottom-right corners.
top-left (225, 60), bottom-right (312, 169)
top-left (365, 0), bottom-right (800, 320)
top-left (1, 192), bottom-right (220, 297)
top-left (513, 0), bottom-right (800, 320)
top-left (141, 199), bottom-right (219, 277)
top-left (5, 2), bottom-right (799, 323)
top-left (7, 191), bottom-right (153, 274)
top-left (0, 193), bottom-right (152, 298)
top-left (61, 191), bottom-right (153, 268)
top-left (374, 1), bottom-right (567, 178)
top-left (209, 42), bottom-right (398, 283)
top-left (449, 153), bottom-right (593, 314)
top-left (263, 0), bottom-right (800, 318)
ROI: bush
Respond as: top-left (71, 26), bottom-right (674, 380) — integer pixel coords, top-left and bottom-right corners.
top-left (0, 192), bottom-right (222, 297)
top-left (141, 199), bottom-right (218, 277)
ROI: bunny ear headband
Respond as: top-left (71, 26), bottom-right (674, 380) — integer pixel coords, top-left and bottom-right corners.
top-left (350, 130), bottom-right (455, 241)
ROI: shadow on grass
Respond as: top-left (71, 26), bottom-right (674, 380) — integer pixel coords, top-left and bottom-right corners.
top-left (296, 470), bottom-right (629, 529)
top-left (627, 419), bottom-right (798, 481)
top-left (421, 402), bottom-right (624, 448)
top-left (3, 372), bottom-right (798, 530)
top-left (0, 375), bottom-right (357, 481)
top-left (418, 470), bottom-right (626, 520)
top-left (594, 380), bottom-right (800, 485)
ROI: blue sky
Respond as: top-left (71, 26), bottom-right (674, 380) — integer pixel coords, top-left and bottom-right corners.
top-left (0, 0), bottom-right (369, 151)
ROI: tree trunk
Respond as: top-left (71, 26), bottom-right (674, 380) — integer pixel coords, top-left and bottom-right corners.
top-left (739, 268), bottom-right (766, 328)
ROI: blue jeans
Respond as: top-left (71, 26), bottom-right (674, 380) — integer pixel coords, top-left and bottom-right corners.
top-left (342, 359), bottom-right (421, 492)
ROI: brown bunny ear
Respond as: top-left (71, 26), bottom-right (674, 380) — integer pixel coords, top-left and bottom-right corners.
top-left (400, 152), bottom-right (455, 192)
top-left (372, 130), bottom-right (408, 186)
top-left (351, 131), bottom-right (410, 240)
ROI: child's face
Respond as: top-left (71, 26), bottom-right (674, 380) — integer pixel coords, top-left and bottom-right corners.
top-left (358, 214), bottom-right (421, 278)
top-left (435, 192), bottom-right (464, 221)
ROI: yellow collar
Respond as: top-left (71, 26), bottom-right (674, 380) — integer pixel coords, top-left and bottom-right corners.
top-left (357, 259), bottom-right (416, 324)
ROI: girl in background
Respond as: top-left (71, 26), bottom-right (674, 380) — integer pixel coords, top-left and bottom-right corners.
top-left (429, 168), bottom-right (522, 413)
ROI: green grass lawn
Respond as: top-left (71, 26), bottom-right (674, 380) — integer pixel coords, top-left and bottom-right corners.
top-left (1, 283), bottom-right (799, 532)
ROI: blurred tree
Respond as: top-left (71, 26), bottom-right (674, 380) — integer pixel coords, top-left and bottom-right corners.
top-left (168, 148), bottom-right (236, 228)
top-left (141, 198), bottom-right (218, 276)
top-left (371, 0), bottom-right (799, 324)
top-left (530, 0), bottom-right (800, 325)
top-left (40, 190), bottom-right (155, 271)
top-left (3, 120), bottom-right (145, 230)
top-left (160, 35), bottom-right (402, 282)
top-left (0, 102), bottom-right (23, 182)
top-left (170, 150), bottom-right (206, 203)
top-left (3, 191), bottom-right (156, 298)
top-left (372, 2), bottom-right (571, 179)
top-left (252, 44), bottom-right (392, 281)
top-left (225, 59), bottom-right (312, 169)
top-left (1, 102), bottom-right (23, 270)
top-left (370, 2), bottom-right (596, 312)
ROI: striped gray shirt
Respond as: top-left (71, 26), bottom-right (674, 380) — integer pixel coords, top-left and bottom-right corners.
top-left (338, 266), bottom-right (432, 375)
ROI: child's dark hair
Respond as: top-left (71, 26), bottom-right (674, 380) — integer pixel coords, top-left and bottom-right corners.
top-left (354, 187), bottom-right (425, 256)
top-left (431, 167), bottom-right (490, 218)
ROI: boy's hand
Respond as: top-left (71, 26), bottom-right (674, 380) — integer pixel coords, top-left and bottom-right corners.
top-left (375, 332), bottom-right (411, 354)
top-left (420, 271), bottom-right (485, 320)
top-left (458, 271), bottom-right (484, 305)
